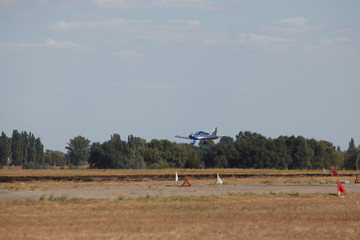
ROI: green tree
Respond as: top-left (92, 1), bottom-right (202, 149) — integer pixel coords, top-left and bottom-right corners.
top-left (184, 157), bottom-right (201, 168)
top-left (219, 136), bottom-right (234, 145)
top-left (330, 151), bottom-right (344, 168)
top-left (102, 134), bottom-right (132, 168)
top-left (35, 138), bottom-right (44, 165)
top-left (89, 134), bottom-right (139, 169)
top-left (128, 135), bottom-right (146, 149)
top-left (11, 130), bottom-right (23, 165)
top-left (44, 150), bottom-right (67, 166)
top-left (88, 142), bottom-right (106, 168)
top-left (273, 136), bottom-right (292, 169)
top-left (223, 144), bottom-right (240, 168)
top-left (213, 155), bottom-right (228, 168)
top-left (234, 131), bottom-right (269, 169)
top-left (22, 135), bottom-right (45, 169)
top-left (0, 132), bottom-right (10, 166)
top-left (25, 133), bottom-right (36, 165)
top-left (66, 136), bottom-right (91, 166)
top-left (349, 138), bottom-right (355, 150)
top-left (344, 138), bottom-right (359, 170)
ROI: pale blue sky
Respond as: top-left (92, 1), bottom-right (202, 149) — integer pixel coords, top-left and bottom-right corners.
top-left (1, 0), bottom-right (359, 151)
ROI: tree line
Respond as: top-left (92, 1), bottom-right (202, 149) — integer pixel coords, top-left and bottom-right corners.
top-left (0, 130), bottom-right (65, 168)
top-left (68, 132), bottom-right (359, 170)
top-left (0, 130), bottom-right (359, 170)
top-left (0, 130), bottom-right (44, 168)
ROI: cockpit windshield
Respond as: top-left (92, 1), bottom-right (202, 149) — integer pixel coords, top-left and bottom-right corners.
top-left (194, 131), bottom-right (205, 135)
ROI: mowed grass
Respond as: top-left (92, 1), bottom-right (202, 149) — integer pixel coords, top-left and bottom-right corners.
top-left (1, 193), bottom-right (360, 239)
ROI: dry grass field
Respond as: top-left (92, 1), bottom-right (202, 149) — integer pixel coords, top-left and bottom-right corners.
top-left (1, 168), bottom-right (360, 239)
top-left (1, 194), bottom-right (360, 239)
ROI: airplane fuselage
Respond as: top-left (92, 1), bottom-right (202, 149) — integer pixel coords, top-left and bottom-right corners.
top-left (188, 131), bottom-right (219, 141)
top-left (175, 128), bottom-right (222, 144)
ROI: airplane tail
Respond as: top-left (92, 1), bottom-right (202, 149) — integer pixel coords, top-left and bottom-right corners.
top-left (211, 128), bottom-right (218, 136)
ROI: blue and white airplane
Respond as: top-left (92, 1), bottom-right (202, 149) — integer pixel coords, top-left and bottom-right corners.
top-left (175, 128), bottom-right (223, 145)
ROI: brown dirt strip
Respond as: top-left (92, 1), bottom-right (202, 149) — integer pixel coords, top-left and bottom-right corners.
top-left (1, 181), bottom-right (360, 202)
top-left (0, 173), bottom-right (357, 182)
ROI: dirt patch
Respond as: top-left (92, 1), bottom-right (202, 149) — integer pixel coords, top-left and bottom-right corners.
top-left (1, 170), bottom-right (359, 201)
top-left (1, 179), bottom-right (359, 202)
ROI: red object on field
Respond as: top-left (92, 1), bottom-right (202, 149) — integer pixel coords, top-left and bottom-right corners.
top-left (331, 168), bottom-right (338, 177)
top-left (355, 175), bottom-right (360, 184)
top-left (181, 178), bottom-right (192, 187)
top-left (337, 180), bottom-right (346, 195)
top-left (343, 168), bottom-right (346, 174)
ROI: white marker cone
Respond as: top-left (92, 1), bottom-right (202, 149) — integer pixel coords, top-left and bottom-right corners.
top-left (175, 171), bottom-right (178, 182)
top-left (217, 173), bottom-right (223, 185)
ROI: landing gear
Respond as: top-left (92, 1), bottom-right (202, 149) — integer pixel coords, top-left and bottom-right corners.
top-left (191, 140), bottom-right (196, 145)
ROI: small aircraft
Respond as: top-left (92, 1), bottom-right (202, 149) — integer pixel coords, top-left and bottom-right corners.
top-left (175, 128), bottom-right (223, 145)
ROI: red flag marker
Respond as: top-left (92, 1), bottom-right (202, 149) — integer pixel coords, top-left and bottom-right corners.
top-left (331, 168), bottom-right (338, 177)
top-left (337, 180), bottom-right (346, 196)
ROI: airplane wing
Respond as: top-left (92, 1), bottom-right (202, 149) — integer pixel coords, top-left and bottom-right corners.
top-left (175, 135), bottom-right (191, 139)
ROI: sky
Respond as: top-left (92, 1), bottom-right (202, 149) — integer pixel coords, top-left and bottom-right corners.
top-left (1, 0), bottom-right (359, 152)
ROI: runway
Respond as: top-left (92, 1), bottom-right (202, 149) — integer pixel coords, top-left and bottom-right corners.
top-left (1, 182), bottom-right (359, 201)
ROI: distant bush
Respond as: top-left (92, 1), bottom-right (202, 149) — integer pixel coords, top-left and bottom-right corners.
top-left (68, 164), bottom-right (79, 169)
top-left (22, 162), bottom-right (49, 169)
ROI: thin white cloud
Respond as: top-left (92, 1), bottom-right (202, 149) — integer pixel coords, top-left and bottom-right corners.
top-left (1, 0), bottom-right (231, 10)
top-left (0, 0), bottom-right (88, 10)
top-left (92, 0), bottom-right (223, 10)
top-left (320, 37), bottom-right (351, 45)
top-left (50, 17), bottom-right (298, 49)
top-left (51, 18), bottom-right (201, 32)
top-left (114, 50), bottom-right (147, 60)
top-left (262, 17), bottom-right (322, 35)
top-left (35, 0), bottom-right (89, 8)
top-left (50, 17), bottom-right (206, 45)
top-left (43, 38), bottom-right (86, 48)
top-left (335, 37), bottom-right (350, 42)
top-left (116, 50), bottom-right (138, 58)
top-left (0, 39), bottom-right (86, 49)
top-left (237, 33), bottom-right (293, 44)
top-left (50, 18), bottom-right (147, 31)
top-left (51, 20), bottom-right (103, 31)
top-left (169, 19), bottom-right (201, 27)
top-left (279, 17), bottom-right (308, 26)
